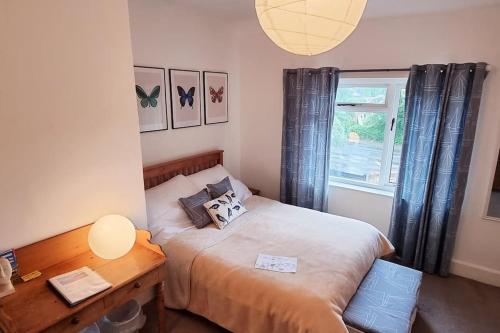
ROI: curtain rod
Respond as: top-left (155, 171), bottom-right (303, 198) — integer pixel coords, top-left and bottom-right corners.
top-left (337, 64), bottom-right (491, 75)
top-left (338, 68), bottom-right (410, 73)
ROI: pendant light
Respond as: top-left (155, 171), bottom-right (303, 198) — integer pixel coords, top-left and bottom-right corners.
top-left (255, 0), bottom-right (367, 56)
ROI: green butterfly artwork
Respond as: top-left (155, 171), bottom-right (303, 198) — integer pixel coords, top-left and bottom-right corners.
top-left (134, 66), bottom-right (168, 133)
top-left (136, 85), bottom-right (160, 108)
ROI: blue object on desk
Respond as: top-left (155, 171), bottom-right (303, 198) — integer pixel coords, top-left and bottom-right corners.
top-left (0, 249), bottom-right (18, 271)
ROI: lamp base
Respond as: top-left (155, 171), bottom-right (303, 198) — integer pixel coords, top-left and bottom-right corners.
top-left (0, 283), bottom-right (15, 298)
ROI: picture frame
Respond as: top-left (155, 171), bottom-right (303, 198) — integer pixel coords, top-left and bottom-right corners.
top-left (203, 71), bottom-right (229, 125)
top-left (133, 66), bottom-right (168, 133)
top-left (169, 69), bottom-right (202, 129)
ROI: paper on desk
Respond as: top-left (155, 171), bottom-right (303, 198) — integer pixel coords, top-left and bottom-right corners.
top-left (48, 266), bottom-right (111, 306)
top-left (255, 254), bottom-right (297, 273)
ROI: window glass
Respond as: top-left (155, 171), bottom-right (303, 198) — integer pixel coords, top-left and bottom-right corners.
top-left (330, 111), bottom-right (388, 185)
top-left (389, 88), bottom-right (406, 184)
top-left (336, 87), bottom-right (388, 105)
top-left (330, 78), bottom-right (407, 192)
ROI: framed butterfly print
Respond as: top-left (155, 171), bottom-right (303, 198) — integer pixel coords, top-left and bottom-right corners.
top-left (169, 69), bottom-right (202, 129)
top-left (203, 71), bottom-right (228, 125)
top-left (133, 66), bottom-right (168, 133)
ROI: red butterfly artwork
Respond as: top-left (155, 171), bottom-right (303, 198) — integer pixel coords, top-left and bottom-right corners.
top-left (209, 86), bottom-right (224, 103)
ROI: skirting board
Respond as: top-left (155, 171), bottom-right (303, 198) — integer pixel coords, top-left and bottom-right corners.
top-left (450, 259), bottom-right (500, 287)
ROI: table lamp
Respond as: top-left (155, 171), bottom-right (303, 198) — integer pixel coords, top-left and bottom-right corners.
top-left (88, 215), bottom-right (136, 260)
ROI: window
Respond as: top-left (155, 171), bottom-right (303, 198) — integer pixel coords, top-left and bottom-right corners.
top-left (330, 77), bottom-right (407, 192)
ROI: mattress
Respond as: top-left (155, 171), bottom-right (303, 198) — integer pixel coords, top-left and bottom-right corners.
top-left (160, 195), bottom-right (394, 333)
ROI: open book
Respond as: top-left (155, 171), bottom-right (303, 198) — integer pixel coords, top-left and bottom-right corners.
top-left (48, 266), bottom-right (111, 307)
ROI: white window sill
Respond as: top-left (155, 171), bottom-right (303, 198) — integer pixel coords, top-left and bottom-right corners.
top-left (329, 181), bottom-right (394, 198)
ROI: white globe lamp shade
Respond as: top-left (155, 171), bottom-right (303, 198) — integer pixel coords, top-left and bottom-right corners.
top-left (88, 215), bottom-right (136, 260)
top-left (255, 0), bottom-right (367, 56)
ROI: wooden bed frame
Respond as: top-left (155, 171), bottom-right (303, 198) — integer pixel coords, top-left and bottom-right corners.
top-left (143, 150), bottom-right (224, 190)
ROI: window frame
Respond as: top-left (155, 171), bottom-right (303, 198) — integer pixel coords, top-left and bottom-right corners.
top-left (330, 77), bottom-right (408, 193)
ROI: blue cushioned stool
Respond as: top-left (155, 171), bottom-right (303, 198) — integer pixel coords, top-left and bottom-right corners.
top-left (343, 259), bottom-right (423, 333)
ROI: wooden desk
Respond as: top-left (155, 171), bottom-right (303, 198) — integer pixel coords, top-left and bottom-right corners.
top-left (0, 225), bottom-right (166, 333)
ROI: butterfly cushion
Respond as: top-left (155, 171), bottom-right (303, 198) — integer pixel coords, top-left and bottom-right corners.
top-left (203, 190), bottom-right (247, 230)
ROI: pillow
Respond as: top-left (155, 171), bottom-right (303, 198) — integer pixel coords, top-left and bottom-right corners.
top-left (207, 176), bottom-right (234, 199)
top-left (187, 165), bottom-right (253, 201)
top-left (230, 178), bottom-right (253, 202)
top-left (203, 190), bottom-right (247, 229)
top-left (145, 175), bottom-right (199, 236)
top-left (178, 189), bottom-right (213, 229)
top-left (187, 164), bottom-right (230, 189)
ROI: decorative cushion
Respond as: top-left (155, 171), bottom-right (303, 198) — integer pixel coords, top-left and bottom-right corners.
top-left (178, 189), bottom-right (212, 229)
top-left (203, 190), bottom-right (247, 229)
top-left (187, 164), bottom-right (253, 202)
top-left (207, 176), bottom-right (234, 199)
top-left (343, 259), bottom-right (423, 333)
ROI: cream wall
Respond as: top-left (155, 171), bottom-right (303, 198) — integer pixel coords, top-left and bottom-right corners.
top-left (237, 5), bottom-right (500, 286)
top-left (0, 0), bottom-right (147, 249)
top-left (128, 0), bottom-right (241, 177)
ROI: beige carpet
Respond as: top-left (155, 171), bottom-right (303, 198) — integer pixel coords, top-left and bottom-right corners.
top-left (141, 274), bottom-right (500, 333)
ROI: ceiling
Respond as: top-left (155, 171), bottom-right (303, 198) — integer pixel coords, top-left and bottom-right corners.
top-left (364, 0), bottom-right (500, 17)
top-left (170, 0), bottom-right (500, 19)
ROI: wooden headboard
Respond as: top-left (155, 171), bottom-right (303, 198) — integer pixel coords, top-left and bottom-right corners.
top-left (143, 150), bottom-right (224, 190)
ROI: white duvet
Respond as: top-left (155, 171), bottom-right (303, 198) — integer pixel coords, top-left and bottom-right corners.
top-left (159, 195), bottom-right (394, 333)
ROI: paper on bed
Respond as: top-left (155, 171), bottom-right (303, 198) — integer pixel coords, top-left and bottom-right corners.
top-left (255, 254), bottom-right (297, 273)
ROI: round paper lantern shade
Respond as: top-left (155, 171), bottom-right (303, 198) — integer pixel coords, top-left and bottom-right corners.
top-left (255, 0), bottom-right (367, 56)
top-left (88, 215), bottom-right (136, 260)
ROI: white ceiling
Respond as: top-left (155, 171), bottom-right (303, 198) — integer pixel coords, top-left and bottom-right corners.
top-left (171, 0), bottom-right (500, 19)
top-left (365, 0), bottom-right (500, 17)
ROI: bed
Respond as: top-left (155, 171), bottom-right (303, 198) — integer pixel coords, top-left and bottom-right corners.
top-left (143, 150), bottom-right (395, 333)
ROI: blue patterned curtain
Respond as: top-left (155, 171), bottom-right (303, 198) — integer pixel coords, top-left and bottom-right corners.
top-left (280, 67), bottom-right (339, 211)
top-left (389, 63), bottom-right (487, 275)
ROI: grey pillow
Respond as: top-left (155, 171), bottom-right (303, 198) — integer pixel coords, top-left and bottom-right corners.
top-left (178, 189), bottom-right (212, 228)
top-left (207, 176), bottom-right (234, 199)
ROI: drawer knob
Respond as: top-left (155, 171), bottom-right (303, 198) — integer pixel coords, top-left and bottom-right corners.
top-left (71, 317), bottom-right (80, 325)
top-left (134, 282), bottom-right (142, 289)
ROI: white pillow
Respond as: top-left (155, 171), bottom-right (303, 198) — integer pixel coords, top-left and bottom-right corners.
top-left (145, 175), bottom-right (199, 236)
top-left (230, 178), bottom-right (253, 202)
top-left (187, 165), bottom-right (252, 202)
top-left (203, 190), bottom-right (247, 229)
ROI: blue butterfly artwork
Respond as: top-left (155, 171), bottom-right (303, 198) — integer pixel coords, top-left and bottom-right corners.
top-left (177, 86), bottom-right (195, 108)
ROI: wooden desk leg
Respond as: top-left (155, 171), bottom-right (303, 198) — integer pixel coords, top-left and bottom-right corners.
top-left (156, 282), bottom-right (166, 332)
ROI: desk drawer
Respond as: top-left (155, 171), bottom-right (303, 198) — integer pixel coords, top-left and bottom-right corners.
top-left (103, 268), bottom-right (161, 311)
top-left (43, 299), bottom-right (105, 333)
